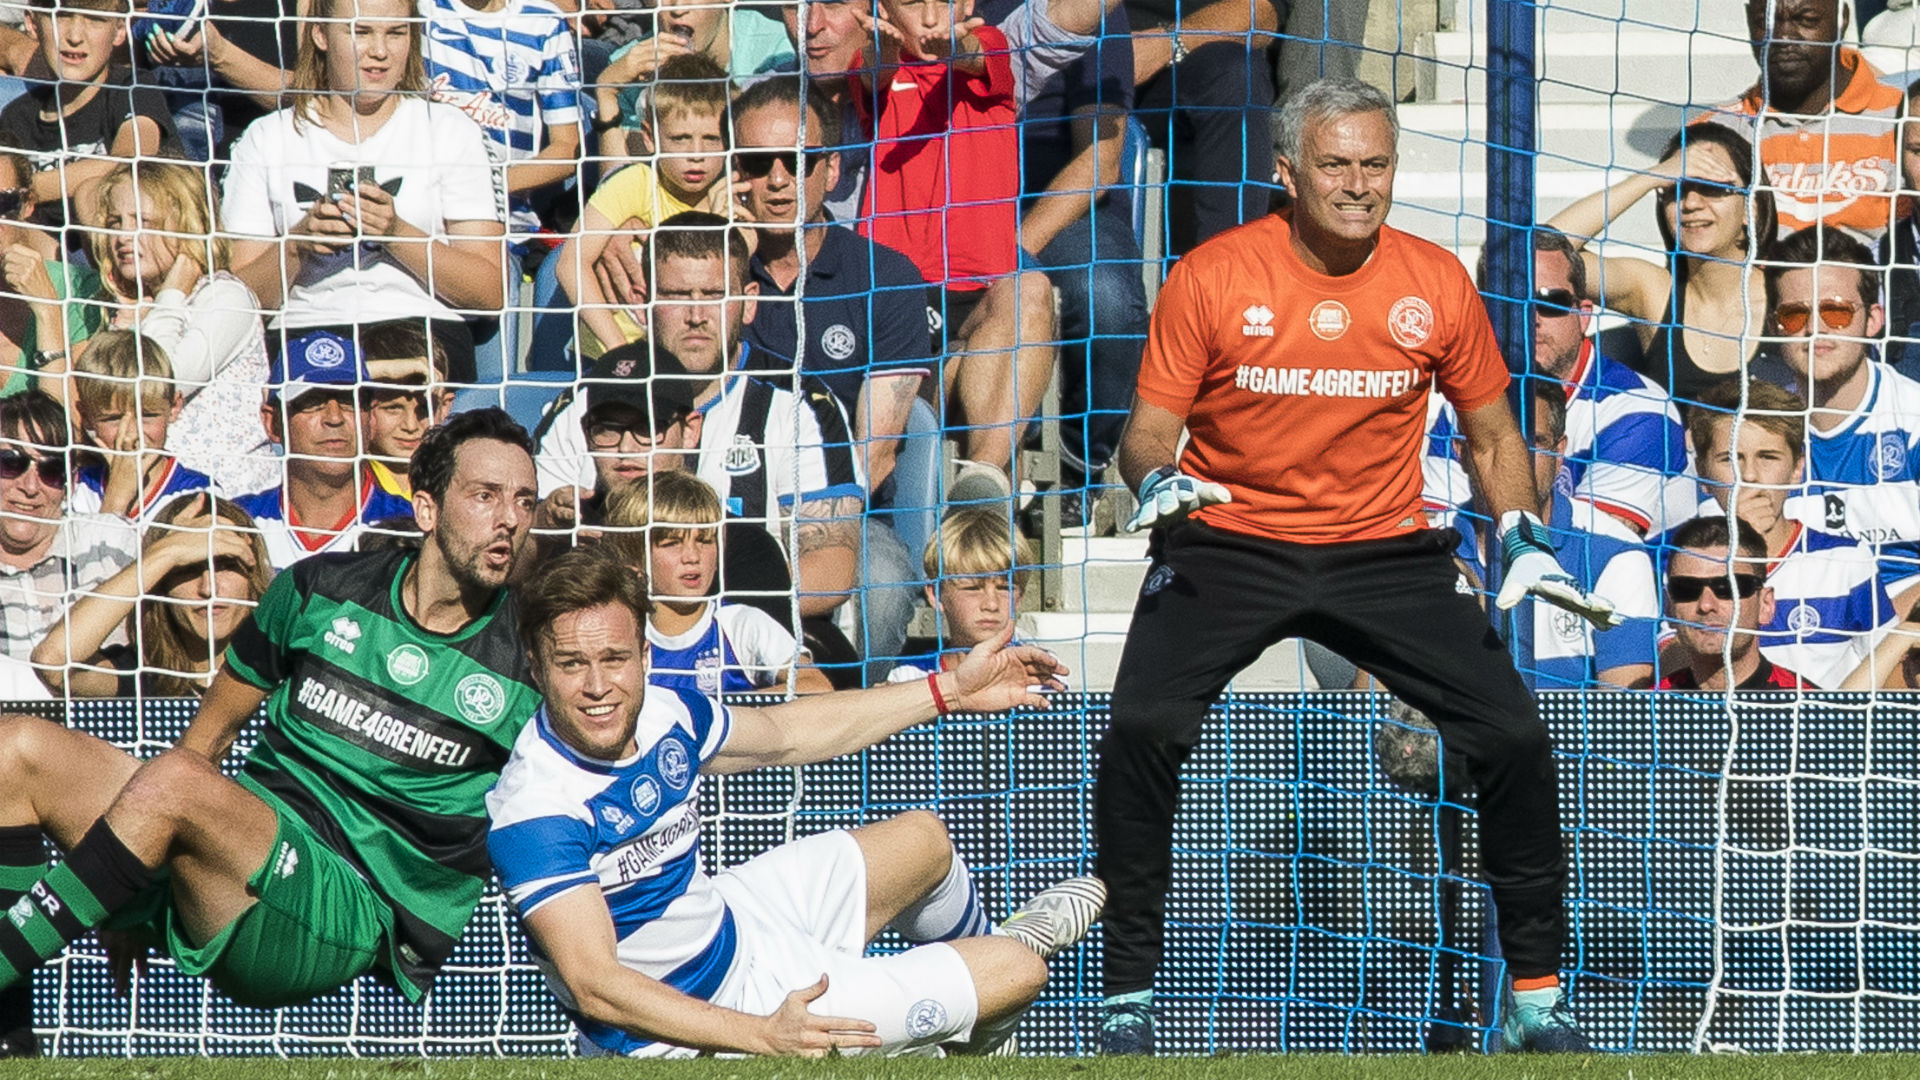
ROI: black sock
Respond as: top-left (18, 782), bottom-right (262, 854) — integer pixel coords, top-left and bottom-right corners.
top-left (0, 826), bottom-right (48, 1034)
top-left (0, 819), bottom-right (152, 990)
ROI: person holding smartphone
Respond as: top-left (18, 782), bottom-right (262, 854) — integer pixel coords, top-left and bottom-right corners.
top-left (221, 0), bottom-right (504, 385)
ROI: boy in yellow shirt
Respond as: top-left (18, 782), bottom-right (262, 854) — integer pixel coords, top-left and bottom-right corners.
top-left (558, 53), bottom-right (731, 358)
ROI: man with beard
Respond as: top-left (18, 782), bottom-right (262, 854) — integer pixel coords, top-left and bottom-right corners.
top-left (1764, 227), bottom-right (1920, 610)
top-left (1711, 0), bottom-right (1901, 243)
top-left (0, 408), bottom-right (545, 1012)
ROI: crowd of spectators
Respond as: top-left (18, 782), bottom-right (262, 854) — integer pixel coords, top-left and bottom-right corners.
top-left (4, 0), bottom-right (1920, 694)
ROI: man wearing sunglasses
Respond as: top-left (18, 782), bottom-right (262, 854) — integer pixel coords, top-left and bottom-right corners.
top-left (1763, 227), bottom-right (1920, 609)
top-left (1658, 515), bottom-right (1810, 691)
top-left (1468, 230), bottom-right (1693, 539)
top-left (0, 388), bottom-right (128, 667)
top-left (728, 77), bottom-right (933, 507)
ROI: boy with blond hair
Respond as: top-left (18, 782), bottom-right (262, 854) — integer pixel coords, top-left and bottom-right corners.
top-left (69, 330), bottom-right (215, 523)
top-left (558, 52), bottom-right (733, 358)
top-left (605, 470), bottom-right (832, 695)
top-left (889, 506), bottom-right (1045, 680)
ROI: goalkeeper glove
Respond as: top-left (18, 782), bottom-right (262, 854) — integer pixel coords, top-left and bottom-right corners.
top-left (1125, 466), bottom-right (1231, 533)
top-left (1493, 510), bottom-right (1623, 630)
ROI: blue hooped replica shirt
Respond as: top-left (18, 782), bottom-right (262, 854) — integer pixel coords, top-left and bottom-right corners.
top-left (70, 456), bottom-right (215, 522)
top-left (1422, 349), bottom-right (1695, 536)
top-left (648, 602), bottom-right (803, 696)
top-left (486, 686), bottom-right (734, 1055)
top-left (1509, 487), bottom-right (1659, 687)
top-left (1782, 362), bottom-right (1920, 593)
top-left (1557, 344), bottom-right (1696, 536)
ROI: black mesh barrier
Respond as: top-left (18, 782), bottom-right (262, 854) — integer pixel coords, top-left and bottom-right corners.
top-left (17, 690), bottom-right (1920, 1055)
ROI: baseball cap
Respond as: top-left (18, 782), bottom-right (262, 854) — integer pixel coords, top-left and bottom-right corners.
top-left (581, 341), bottom-right (701, 434)
top-left (272, 330), bottom-right (370, 407)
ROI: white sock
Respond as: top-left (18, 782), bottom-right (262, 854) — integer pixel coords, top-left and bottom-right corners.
top-left (888, 849), bottom-right (992, 943)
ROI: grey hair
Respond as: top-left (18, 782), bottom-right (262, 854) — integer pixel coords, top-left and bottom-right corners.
top-left (1272, 77), bottom-right (1400, 166)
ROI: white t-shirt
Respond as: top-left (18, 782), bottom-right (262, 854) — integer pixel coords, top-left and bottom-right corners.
top-left (221, 97), bottom-right (502, 330)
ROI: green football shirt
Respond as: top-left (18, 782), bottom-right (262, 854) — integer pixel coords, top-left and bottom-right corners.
top-left (224, 546), bottom-right (541, 999)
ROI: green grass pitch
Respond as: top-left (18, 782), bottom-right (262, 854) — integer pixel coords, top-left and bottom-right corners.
top-left (7, 1057), bottom-right (1920, 1080)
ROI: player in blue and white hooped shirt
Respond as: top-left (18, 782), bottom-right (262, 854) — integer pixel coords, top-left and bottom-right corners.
top-left (1656, 380), bottom-right (1895, 688)
top-left (420, 0), bottom-right (582, 235)
top-left (1505, 387), bottom-right (1659, 688)
top-left (1763, 228), bottom-right (1920, 601)
top-left (487, 547), bottom-right (1101, 1058)
top-left (599, 470), bottom-right (832, 695)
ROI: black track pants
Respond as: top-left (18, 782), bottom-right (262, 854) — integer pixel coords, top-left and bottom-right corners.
top-left (1094, 521), bottom-right (1568, 995)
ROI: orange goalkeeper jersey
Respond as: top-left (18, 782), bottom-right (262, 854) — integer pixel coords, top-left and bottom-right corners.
top-left (1135, 211), bottom-right (1510, 544)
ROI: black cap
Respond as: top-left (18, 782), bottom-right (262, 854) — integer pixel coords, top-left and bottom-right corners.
top-left (582, 341), bottom-right (700, 434)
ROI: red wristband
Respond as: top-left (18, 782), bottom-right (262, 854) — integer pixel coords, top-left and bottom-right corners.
top-left (927, 672), bottom-right (952, 715)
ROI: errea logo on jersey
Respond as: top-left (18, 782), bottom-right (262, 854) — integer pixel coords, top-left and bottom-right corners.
top-left (1242, 304), bottom-right (1275, 337)
top-left (325, 616), bottom-right (361, 655)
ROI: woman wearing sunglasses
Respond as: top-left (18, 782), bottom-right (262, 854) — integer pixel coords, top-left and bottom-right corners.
top-left (1547, 122), bottom-right (1776, 404)
top-left (30, 492), bottom-right (272, 698)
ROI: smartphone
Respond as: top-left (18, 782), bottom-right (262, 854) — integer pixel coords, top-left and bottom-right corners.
top-left (135, 0), bottom-right (209, 45)
top-left (328, 164), bottom-right (376, 202)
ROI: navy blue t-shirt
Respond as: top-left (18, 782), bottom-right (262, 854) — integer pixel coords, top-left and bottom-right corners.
top-left (742, 221), bottom-right (935, 410)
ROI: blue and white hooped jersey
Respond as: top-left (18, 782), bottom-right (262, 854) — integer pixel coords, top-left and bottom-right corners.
top-left (1514, 489), bottom-right (1660, 687)
top-left (486, 686), bottom-right (735, 1054)
top-left (1422, 395), bottom-right (1474, 531)
top-left (1757, 523), bottom-right (1895, 688)
top-left (1559, 345), bottom-right (1696, 536)
top-left (648, 602), bottom-right (804, 696)
top-left (1787, 362), bottom-right (1920, 592)
top-left (1421, 353), bottom-right (1695, 538)
top-left (421, 0), bottom-right (581, 230)
top-left (70, 457), bottom-right (217, 523)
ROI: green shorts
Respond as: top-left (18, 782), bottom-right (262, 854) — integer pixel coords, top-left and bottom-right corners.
top-left (115, 794), bottom-right (392, 1009)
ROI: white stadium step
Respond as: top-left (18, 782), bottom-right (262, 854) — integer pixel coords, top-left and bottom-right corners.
top-left (1025, 612), bottom-right (1315, 692)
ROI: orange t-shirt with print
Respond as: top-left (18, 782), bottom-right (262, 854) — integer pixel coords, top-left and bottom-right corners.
top-left (1135, 211), bottom-right (1509, 544)
top-left (1708, 47), bottom-right (1903, 241)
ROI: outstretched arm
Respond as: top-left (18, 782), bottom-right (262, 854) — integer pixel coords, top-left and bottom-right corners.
top-left (528, 885), bottom-right (880, 1056)
top-left (709, 624), bottom-right (1066, 773)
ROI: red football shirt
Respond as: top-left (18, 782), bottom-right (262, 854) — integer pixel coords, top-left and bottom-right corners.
top-left (1135, 211), bottom-right (1510, 544)
top-left (854, 27), bottom-right (1019, 291)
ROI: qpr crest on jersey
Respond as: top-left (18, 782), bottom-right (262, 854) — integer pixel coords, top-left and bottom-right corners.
top-left (1877, 432), bottom-right (1907, 480)
top-left (904, 998), bottom-right (948, 1038)
top-left (659, 737), bottom-right (692, 790)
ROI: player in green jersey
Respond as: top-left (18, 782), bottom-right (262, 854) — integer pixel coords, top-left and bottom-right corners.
top-left (0, 408), bottom-right (540, 1011)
